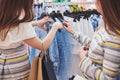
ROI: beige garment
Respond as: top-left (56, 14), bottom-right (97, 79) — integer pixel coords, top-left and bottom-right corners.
top-left (0, 22), bottom-right (36, 49)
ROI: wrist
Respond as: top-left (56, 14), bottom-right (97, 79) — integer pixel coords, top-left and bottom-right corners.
top-left (51, 25), bottom-right (58, 32)
top-left (31, 21), bottom-right (38, 26)
top-left (31, 21), bottom-right (44, 27)
top-left (71, 30), bottom-right (75, 35)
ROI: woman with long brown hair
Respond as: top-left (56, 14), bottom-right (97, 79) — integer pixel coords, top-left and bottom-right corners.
top-left (64, 0), bottom-right (120, 80)
top-left (0, 0), bottom-right (63, 79)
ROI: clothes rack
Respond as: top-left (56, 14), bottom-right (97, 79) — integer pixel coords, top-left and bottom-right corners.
top-left (43, 2), bottom-right (95, 7)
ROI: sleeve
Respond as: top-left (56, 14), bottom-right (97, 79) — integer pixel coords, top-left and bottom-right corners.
top-left (72, 32), bottom-right (91, 46)
top-left (10, 22), bottom-right (36, 42)
top-left (79, 36), bottom-right (120, 80)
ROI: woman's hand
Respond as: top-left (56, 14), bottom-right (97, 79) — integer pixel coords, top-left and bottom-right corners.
top-left (78, 46), bottom-right (89, 61)
top-left (31, 16), bottom-right (52, 29)
top-left (63, 21), bottom-right (74, 34)
top-left (38, 16), bottom-right (52, 28)
top-left (52, 22), bottom-right (63, 30)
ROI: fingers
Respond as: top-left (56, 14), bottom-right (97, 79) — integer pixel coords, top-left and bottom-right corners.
top-left (63, 21), bottom-right (70, 26)
top-left (46, 18), bottom-right (53, 22)
top-left (78, 50), bottom-right (88, 60)
top-left (83, 46), bottom-right (89, 51)
top-left (85, 51), bottom-right (88, 56)
top-left (79, 46), bottom-right (89, 56)
top-left (52, 22), bottom-right (63, 29)
top-left (42, 17), bottom-right (52, 23)
top-left (62, 21), bottom-right (75, 34)
top-left (81, 46), bottom-right (89, 51)
top-left (44, 17), bottom-right (52, 21)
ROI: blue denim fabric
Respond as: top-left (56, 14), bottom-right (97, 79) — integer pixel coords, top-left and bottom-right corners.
top-left (33, 5), bottom-right (39, 20)
top-left (46, 22), bottom-right (72, 80)
top-left (90, 14), bottom-right (101, 31)
top-left (49, 34), bottom-right (60, 74)
top-left (45, 22), bottom-right (60, 75)
top-left (29, 27), bottom-right (47, 65)
top-left (56, 30), bottom-right (72, 80)
top-left (117, 74), bottom-right (120, 80)
top-left (29, 45), bottom-right (38, 65)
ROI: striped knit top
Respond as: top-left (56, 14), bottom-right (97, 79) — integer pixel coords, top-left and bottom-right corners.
top-left (72, 24), bottom-right (120, 80)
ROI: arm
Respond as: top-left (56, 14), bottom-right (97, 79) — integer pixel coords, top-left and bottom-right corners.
top-left (23, 22), bottom-right (63, 50)
top-left (72, 32), bottom-right (91, 46)
top-left (63, 21), bottom-right (91, 45)
top-left (79, 34), bottom-right (120, 80)
top-left (31, 16), bottom-right (52, 29)
top-left (80, 50), bottom-right (120, 80)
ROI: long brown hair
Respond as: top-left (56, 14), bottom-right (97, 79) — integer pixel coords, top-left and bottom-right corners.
top-left (0, 0), bottom-right (34, 41)
top-left (96, 0), bottom-right (120, 36)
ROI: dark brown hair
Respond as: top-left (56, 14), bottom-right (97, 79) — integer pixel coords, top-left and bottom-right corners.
top-left (0, 0), bottom-right (34, 41)
top-left (97, 0), bottom-right (120, 36)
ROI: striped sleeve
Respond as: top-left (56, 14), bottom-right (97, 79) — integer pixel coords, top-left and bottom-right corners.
top-left (72, 32), bottom-right (91, 46)
top-left (79, 33), bottom-right (120, 80)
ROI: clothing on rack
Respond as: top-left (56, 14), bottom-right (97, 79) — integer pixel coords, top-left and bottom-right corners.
top-left (45, 20), bottom-right (72, 80)
top-left (55, 30), bottom-right (72, 80)
top-left (63, 7), bottom-right (101, 32)
top-left (63, 9), bottom-right (101, 21)
top-left (45, 22), bottom-right (60, 75)
top-left (31, 2), bottom-right (102, 80)
top-left (90, 14), bottom-right (102, 31)
top-left (34, 0), bottom-right (71, 3)
top-left (33, 3), bottom-right (44, 20)
top-left (54, 0), bottom-right (70, 2)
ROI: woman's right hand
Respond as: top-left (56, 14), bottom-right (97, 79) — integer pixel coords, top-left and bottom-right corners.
top-left (63, 21), bottom-right (74, 34)
top-left (52, 22), bottom-right (63, 30)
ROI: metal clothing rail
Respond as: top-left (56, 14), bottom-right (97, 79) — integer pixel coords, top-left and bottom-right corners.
top-left (43, 2), bottom-right (95, 7)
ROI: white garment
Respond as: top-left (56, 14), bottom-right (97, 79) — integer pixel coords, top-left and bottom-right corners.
top-left (64, 16), bottom-right (94, 55)
top-left (0, 22), bottom-right (36, 49)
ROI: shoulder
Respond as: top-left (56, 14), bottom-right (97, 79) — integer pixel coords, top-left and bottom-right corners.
top-left (97, 24), bottom-right (120, 49)
top-left (10, 22), bottom-right (33, 33)
top-left (10, 22), bottom-right (32, 31)
top-left (93, 22), bottom-right (120, 47)
top-left (19, 22), bottom-right (32, 29)
top-left (10, 22), bottom-right (36, 41)
top-left (19, 22), bottom-right (32, 27)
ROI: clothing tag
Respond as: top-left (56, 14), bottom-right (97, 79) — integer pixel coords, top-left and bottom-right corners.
top-left (73, 75), bottom-right (87, 80)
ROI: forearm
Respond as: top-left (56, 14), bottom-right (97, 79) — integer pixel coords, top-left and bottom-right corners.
top-left (31, 21), bottom-right (43, 27)
top-left (31, 21), bottom-right (37, 27)
top-left (72, 32), bottom-right (91, 46)
top-left (23, 27), bottom-right (58, 50)
top-left (42, 26), bottom-right (58, 49)
top-left (79, 57), bottom-right (119, 80)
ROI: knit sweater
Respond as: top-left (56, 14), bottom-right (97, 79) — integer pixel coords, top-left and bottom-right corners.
top-left (72, 25), bottom-right (120, 80)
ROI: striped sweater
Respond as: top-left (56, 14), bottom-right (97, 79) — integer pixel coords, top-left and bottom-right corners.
top-left (72, 26), bottom-right (120, 80)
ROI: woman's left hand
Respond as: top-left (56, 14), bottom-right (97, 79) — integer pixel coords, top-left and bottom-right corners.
top-left (31, 16), bottom-right (52, 30)
top-left (78, 46), bottom-right (88, 61)
top-left (38, 16), bottom-right (52, 28)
